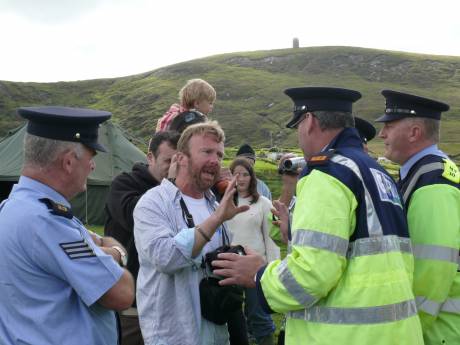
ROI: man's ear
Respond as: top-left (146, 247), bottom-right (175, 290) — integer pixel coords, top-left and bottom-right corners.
top-left (305, 112), bottom-right (317, 134)
top-left (175, 152), bottom-right (189, 168)
top-left (408, 122), bottom-right (422, 143)
top-left (61, 150), bottom-right (75, 175)
top-left (147, 151), bottom-right (156, 165)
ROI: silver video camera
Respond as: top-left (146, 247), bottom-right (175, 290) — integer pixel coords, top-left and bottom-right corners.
top-left (278, 156), bottom-right (306, 175)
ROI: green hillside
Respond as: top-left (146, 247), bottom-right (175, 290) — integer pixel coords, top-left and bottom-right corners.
top-left (1, 46), bottom-right (459, 156)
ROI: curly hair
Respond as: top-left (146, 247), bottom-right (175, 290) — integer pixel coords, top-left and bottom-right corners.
top-left (179, 79), bottom-right (216, 109)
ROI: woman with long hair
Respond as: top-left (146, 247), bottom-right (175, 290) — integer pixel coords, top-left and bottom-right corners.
top-left (226, 158), bottom-right (280, 345)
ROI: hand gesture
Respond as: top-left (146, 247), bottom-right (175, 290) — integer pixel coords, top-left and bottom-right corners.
top-left (272, 200), bottom-right (289, 244)
top-left (214, 175), bottom-right (249, 222)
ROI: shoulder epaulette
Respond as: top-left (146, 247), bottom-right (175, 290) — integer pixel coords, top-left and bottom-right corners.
top-left (442, 158), bottom-right (460, 184)
top-left (307, 149), bottom-right (335, 167)
top-left (39, 198), bottom-right (73, 219)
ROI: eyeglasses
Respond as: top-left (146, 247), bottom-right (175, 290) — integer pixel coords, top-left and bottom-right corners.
top-left (291, 113), bottom-right (307, 129)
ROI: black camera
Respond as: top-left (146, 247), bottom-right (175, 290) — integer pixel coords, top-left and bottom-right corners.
top-left (200, 245), bottom-right (246, 325)
top-left (203, 245), bottom-right (246, 278)
top-left (205, 244), bottom-right (245, 263)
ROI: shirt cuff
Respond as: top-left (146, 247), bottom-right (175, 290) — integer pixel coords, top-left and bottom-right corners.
top-left (173, 227), bottom-right (201, 263)
top-left (255, 265), bottom-right (275, 314)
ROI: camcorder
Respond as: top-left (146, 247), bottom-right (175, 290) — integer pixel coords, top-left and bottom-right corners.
top-left (278, 156), bottom-right (306, 175)
top-left (200, 245), bottom-right (246, 325)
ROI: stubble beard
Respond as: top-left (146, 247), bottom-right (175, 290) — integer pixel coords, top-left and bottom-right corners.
top-left (188, 160), bottom-right (220, 193)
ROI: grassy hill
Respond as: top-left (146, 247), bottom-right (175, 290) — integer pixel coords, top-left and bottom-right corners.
top-left (1, 46), bottom-right (459, 156)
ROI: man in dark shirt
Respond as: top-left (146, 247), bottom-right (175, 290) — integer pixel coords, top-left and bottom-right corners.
top-left (104, 131), bottom-right (180, 345)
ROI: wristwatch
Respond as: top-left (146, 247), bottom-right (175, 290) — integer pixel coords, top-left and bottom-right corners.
top-left (112, 246), bottom-right (128, 267)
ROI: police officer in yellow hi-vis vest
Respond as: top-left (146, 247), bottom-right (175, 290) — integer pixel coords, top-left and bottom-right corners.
top-left (213, 87), bottom-right (424, 345)
top-left (377, 90), bottom-right (460, 344)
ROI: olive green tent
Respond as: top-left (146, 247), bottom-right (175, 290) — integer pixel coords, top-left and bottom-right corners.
top-left (0, 121), bottom-right (146, 225)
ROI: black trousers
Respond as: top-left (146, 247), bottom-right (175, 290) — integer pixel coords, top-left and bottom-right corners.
top-left (228, 309), bottom-right (249, 345)
top-left (119, 314), bottom-right (144, 345)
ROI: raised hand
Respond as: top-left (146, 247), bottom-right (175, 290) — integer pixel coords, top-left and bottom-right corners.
top-left (272, 200), bottom-right (289, 244)
top-left (214, 175), bottom-right (249, 222)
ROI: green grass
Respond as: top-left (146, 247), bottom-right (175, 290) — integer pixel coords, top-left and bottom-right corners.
top-left (87, 225), bottom-right (104, 236)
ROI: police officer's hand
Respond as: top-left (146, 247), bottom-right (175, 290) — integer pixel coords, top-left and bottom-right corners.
top-left (212, 247), bottom-right (265, 288)
top-left (281, 173), bottom-right (298, 188)
top-left (272, 200), bottom-right (289, 244)
top-left (214, 175), bottom-right (249, 222)
top-left (89, 231), bottom-right (103, 246)
top-left (278, 153), bottom-right (299, 207)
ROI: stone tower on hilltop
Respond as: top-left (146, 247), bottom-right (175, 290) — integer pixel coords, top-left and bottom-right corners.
top-left (293, 37), bottom-right (299, 48)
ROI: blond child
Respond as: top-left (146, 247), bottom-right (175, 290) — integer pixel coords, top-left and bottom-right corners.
top-left (156, 78), bottom-right (216, 132)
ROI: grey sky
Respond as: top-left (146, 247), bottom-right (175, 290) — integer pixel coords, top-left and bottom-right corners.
top-left (0, 0), bottom-right (105, 23)
top-left (1, 0), bottom-right (459, 82)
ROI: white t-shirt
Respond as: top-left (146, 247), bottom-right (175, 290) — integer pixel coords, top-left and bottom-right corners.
top-left (181, 194), bottom-right (226, 254)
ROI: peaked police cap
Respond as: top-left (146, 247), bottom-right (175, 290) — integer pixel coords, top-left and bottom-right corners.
top-left (354, 116), bottom-right (376, 143)
top-left (18, 106), bottom-right (111, 152)
top-left (284, 87), bottom-right (362, 128)
top-left (375, 90), bottom-right (449, 122)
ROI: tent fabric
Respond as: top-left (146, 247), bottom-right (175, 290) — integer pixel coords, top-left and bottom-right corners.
top-left (0, 121), bottom-right (147, 225)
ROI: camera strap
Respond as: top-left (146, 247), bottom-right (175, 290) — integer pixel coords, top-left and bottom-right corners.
top-left (179, 198), bottom-right (195, 228)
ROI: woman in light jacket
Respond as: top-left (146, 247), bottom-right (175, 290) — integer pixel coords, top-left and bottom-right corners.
top-left (226, 158), bottom-right (280, 345)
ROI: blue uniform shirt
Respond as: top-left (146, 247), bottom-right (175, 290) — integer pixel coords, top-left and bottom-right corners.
top-left (0, 176), bottom-right (124, 345)
top-left (400, 144), bottom-right (447, 180)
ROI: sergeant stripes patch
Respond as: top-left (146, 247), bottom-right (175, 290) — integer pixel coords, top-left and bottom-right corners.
top-left (60, 240), bottom-right (96, 260)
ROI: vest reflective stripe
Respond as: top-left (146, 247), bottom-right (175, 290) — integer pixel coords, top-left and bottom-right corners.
top-left (278, 260), bottom-right (318, 308)
top-left (292, 229), bottom-right (349, 257)
top-left (416, 296), bottom-right (442, 316)
top-left (413, 243), bottom-right (459, 265)
top-left (293, 229), bottom-right (411, 259)
top-left (441, 298), bottom-right (460, 314)
top-left (288, 299), bottom-right (417, 324)
top-left (416, 296), bottom-right (460, 316)
top-left (331, 154), bottom-right (384, 237)
top-left (402, 162), bottom-right (444, 203)
top-left (348, 235), bottom-right (412, 258)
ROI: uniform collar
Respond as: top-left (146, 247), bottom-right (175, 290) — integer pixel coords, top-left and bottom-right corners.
top-left (324, 127), bottom-right (364, 151)
top-left (299, 127), bottom-right (363, 178)
top-left (15, 176), bottom-right (71, 207)
top-left (400, 144), bottom-right (447, 180)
